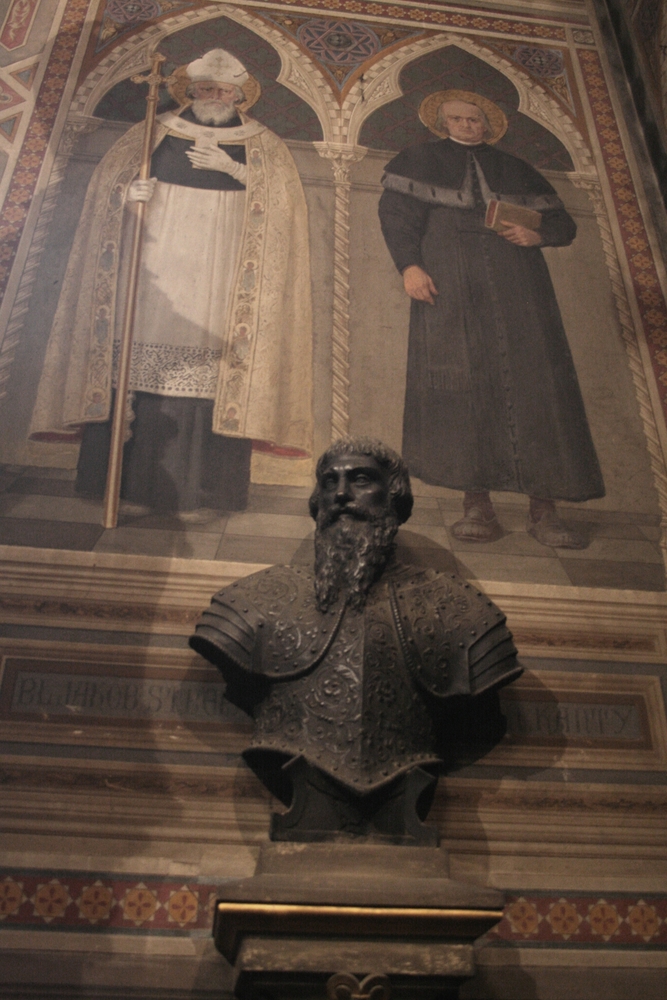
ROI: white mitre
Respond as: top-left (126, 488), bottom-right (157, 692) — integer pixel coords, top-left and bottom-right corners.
top-left (186, 49), bottom-right (249, 86)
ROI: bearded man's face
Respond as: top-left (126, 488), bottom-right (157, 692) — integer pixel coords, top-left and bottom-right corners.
top-left (191, 81), bottom-right (240, 125)
top-left (313, 453), bottom-right (399, 611)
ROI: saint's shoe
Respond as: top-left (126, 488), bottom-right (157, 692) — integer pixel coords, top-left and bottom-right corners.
top-left (527, 509), bottom-right (587, 549)
top-left (451, 506), bottom-right (502, 543)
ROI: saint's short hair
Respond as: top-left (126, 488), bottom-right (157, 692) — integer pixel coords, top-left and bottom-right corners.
top-left (309, 437), bottom-right (414, 524)
top-left (436, 101), bottom-right (493, 140)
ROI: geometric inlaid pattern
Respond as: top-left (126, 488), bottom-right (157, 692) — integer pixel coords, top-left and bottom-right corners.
top-left (301, 19), bottom-right (379, 63)
top-left (0, 112), bottom-right (22, 142)
top-left (485, 41), bottom-right (576, 112)
top-left (0, 0), bottom-right (40, 52)
top-left (262, 14), bottom-right (422, 91)
top-left (578, 49), bottom-right (667, 424)
top-left (1, 873), bottom-right (666, 946)
top-left (0, 78), bottom-right (24, 113)
top-left (94, 1), bottom-right (197, 56)
top-left (240, 2), bottom-right (568, 41)
top-left (10, 63), bottom-right (39, 90)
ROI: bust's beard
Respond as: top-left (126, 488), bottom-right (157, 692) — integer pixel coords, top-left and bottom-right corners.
top-left (314, 510), bottom-right (399, 612)
top-left (191, 100), bottom-right (239, 126)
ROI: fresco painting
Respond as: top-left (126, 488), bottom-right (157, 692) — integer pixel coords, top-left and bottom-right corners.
top-left (378, 89), bottom-right (604, 550)
top-left (29, 43), bottom-right (313, 517)
top-left (0, 0), bottom-right (666, 592)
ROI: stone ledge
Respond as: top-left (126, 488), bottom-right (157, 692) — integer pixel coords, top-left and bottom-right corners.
top-left (3, 546), bottom-right (667, 655)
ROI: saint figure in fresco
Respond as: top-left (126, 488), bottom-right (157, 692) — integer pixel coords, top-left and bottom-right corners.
top-left (30, 49), bottom-right (312, 515)
top-left (378, 90), bottom-right (604, 548)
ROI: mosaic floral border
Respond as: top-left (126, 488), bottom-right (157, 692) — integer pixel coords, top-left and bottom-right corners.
top-left (256, 0), bottom-right (568, 39)
top-left (1, 873), bottom-right (666, 946)
top-left (0, 0), bottom-right (92, 300)
top-left (493, 892), bottom-right (667, 946)
top-left (578, 49), bottom-right (667, 423)
top-left (0, 872), bottom-right (217, 933)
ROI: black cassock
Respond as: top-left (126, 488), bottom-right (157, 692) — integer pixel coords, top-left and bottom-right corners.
top-left (379, 137), bottom-right (604, 501)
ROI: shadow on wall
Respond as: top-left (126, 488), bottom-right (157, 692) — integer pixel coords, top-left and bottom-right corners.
top-left (461, 964), bottom-right (539, 1000)
top-left (184, 532), bottom-right (565, 999)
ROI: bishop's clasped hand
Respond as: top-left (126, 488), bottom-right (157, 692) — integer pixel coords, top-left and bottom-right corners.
top-left (185, 144), bottom-right (247, 182)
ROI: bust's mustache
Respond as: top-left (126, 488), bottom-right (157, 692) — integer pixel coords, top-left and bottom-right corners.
top-left (318, 503), bottom-right (368, 528)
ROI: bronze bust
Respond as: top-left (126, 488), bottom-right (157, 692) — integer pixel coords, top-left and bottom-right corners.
top-left (190, 439), bottom-right (521, 843)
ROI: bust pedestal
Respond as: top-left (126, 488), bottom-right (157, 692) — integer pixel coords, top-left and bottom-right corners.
top-left (214, 842), bottom-right (503, 1000)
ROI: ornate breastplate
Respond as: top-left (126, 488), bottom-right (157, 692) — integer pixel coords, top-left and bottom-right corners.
top-left (191, 563), bottom-right (518, 791)
top-left (251, 574), bottom-right (438, 791)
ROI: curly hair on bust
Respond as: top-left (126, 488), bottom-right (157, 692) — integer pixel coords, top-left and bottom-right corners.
top-left (309, 437), bottom-right (413, 525)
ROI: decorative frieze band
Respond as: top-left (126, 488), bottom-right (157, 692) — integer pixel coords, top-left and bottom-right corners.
top-left (0, 871), bottom-right (665, 945)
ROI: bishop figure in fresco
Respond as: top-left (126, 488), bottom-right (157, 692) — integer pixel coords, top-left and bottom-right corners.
top-left (30, 48), bottom-right (312, 516)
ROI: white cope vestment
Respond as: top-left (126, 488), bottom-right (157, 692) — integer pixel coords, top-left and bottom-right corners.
top-left (31, 110), bottom-right (313, 458)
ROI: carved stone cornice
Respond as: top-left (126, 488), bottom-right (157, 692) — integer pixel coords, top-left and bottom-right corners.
top-left (2, 546), bottom-right (667, 658)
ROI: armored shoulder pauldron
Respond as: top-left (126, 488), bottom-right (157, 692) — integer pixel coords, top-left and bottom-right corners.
top-left (390, 569), bottom-right (515, 698)
top-left (191, 565), bottom-right (345, 681)
top-left (192, 564), bottom-right (517, 702)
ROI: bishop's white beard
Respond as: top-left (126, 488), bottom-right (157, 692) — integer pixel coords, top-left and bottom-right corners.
top-left (191, 100), bottom-right (238, 126)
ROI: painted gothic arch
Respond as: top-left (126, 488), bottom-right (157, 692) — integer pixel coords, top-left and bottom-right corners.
top-left (67, 5), bottom-right (595, 179)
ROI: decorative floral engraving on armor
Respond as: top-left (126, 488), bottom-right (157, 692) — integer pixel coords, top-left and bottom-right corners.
top-left (212, 566), bottom-right (344, 679)
top-left (192, 564), bottom-right (518, 792)
top-left (393, 570), bottom-right (500, 698)
top-left (358, 584), bottom-right (434, 781)
top-left (253, 604), bottom-right (365, 781)
top-left (251, 573), bottom-right (438, 789)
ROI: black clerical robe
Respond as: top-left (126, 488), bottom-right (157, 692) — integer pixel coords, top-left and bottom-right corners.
top-left (379, 138), bottom-right (604, 500)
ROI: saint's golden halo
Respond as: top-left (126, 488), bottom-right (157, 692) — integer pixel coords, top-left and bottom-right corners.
top-left (166, 64), bottom-right (261, 113)
top-left (418, 89), bottom-right (508, 144)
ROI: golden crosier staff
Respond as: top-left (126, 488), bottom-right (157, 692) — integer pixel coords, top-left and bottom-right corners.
top-left (102, 51), bottom-right (167, 529)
